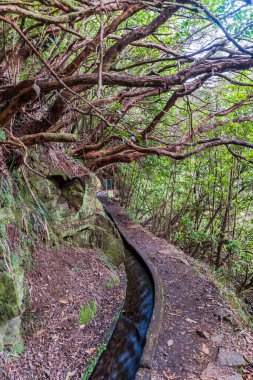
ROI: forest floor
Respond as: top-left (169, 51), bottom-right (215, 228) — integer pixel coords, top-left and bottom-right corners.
top-left (101, 197), bottom-right (253, 380)
top-left (0, 246), bottom-right (126, 380)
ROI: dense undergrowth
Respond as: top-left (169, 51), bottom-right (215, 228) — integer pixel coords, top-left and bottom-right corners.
top-left (0, 171), bottom-right (50, 274)
top-left (117, 150), bottom-right (253, 317)
top-left (0, 168), bottom-right (56, 353)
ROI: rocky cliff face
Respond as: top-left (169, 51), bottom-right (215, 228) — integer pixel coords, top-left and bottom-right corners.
top-left (0, 146), bottom-right (124, 350)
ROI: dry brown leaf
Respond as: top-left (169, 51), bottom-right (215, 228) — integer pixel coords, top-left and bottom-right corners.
top-left (197, 330), bottom-right (210, 339)
top-left (186, 317), bottom-right (198, 324)
top-left (202, 344), bottom-right (210, 355)
top-left (59, 298), bottom-right (69, 305)
top-left (162, 369), bottom-right (177, 379)
top-left (66, 370), bottom-right (77, 379)
top-left (85, 347), bottom-right (96, 355)
top-left (34, 328), bottom-right (46, 337)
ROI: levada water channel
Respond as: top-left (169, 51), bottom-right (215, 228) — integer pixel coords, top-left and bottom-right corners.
top-left (90, 247), bottom-right (154, 380)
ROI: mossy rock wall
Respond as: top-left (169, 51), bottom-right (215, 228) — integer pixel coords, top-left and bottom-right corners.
top-left (0, 270), bottom-right (24, 350)
top-left (28, 168), bottom-right (124, 265)
top-left (0, 148), bottom-right (124, 350)
top-left (0, 270), bottom-right (23, 323)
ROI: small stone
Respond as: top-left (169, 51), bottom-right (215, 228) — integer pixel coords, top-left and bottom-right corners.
top-left (0, 316), bottom-right (22, 348)
top-left (167, 339), bottom-right (174, 347)
top-left (224, 375), bottom-right (243, 380)
top-left (211, 333), bottom-right (224, 344)
top-left (218, 348), bottom-right (246, 367)
top-left (201, 363), bottom-right (243, 380)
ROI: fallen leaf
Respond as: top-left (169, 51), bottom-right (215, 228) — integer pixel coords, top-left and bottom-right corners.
top-left (85, 347), bottom-right (96, 355)
top-left (34, 328), bottom-right (46, 337)
top-left (66, 370), bottom-right (77, 379)
top-left (158, 249), bottom-right (172, 255)
top-left (186, 317), bottom-right (198, 324)
top-left (59, 298), bottom-right (68, 305)
top-left (197, 330), bottom-right (210, 339)
top-left (179, 257), bottom-right (190, 266)
top-left (245, 335), bottom-right (252, 344)
top-left (162, 369), bottom-right (176, 379)
top-left (202, 343), bottom-right (209, 355)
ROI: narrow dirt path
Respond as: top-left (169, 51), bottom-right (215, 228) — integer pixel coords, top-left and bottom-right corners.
top-left (100, 196), bottom-right (253, 380)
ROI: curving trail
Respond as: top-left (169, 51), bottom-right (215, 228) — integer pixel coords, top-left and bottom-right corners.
top-left (91, 194), bottom-right (252, 380)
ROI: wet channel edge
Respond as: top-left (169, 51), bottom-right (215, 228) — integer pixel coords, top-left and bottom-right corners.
top-left (98, 194), bottom-right (165, 380)
top-left (84, 271), bottom-right (127, 380)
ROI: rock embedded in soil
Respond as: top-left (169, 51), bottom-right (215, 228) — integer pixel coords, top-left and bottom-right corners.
top-left (0, 269), bottom-right (24, 323)
top-left (28, 148), bottom-right (125, 266)
top-left (226, 375), bottom-right (243, 380)
top-left (210, 333), bottom-right (224, 344)
top-left (0, 269), bottom-right (24, 349)
top-left (213, 307), bottom-right (233, 323)
top-left (201, 363), bottom-right (243, 380)
top-left (218, 348), bottom-right (246, 367)
top-left (0, 316), bottom-right (22, 349)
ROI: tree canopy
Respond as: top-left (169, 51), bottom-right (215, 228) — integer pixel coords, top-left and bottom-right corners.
top-left (0, 0), bottom-right (253, 171)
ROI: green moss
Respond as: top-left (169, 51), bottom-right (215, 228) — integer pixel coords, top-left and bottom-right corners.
top-left (81, 310), bottom-right (122, 380)
top-left (11, 340), bottom-right (24, 355)
top-left (106, 274), bottom-right (121, 290)
top-left (104, 242), bottom-right (124, 266)
top-left (0, 161), bottom-right (125, 351)
top-left (0, 270), bottom-right (23, 323)
top-left (78, 301), bottom-right (97, 325)
top-left (82, 342), bottom-right (106, 380)
top-left (0, 273), bottom-right (19, 322)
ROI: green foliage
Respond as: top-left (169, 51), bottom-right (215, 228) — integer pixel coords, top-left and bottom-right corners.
top-left (78, 301), bottom-right (97, 325)
top-left (0, 170), bottom-right (59, 275)
top-left (11, 341), bottom-right (24, 356)
top-left (0, 178), bottom-right (13, 208)
top-left (81, 342), bottom-right (106, 380)
top-left (0, 272), bottom-right (21, 323)
top-left (100, 250), bottom-right (117, 271)
top-left (17, 240), bottom-right (33, 270)
top-left (118, 146), bottom-right (253, 293)
top-left (99, 250), bottom-right (121, 289)
top-left (0, 131), bottom-right (6, 141)
top-left (81, 309), bottom-right (122, 379)
top-left (208, 267), bottom-right (253, 329)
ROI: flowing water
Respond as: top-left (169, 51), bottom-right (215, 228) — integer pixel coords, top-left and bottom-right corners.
top-left (90, 248), bottom-right (154, 380)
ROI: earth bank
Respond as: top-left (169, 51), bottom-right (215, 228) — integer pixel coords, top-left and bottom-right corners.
top-left (0, 146), bottom-right (126, 374)
top-left (1, 246), bottom-right (126, 379)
